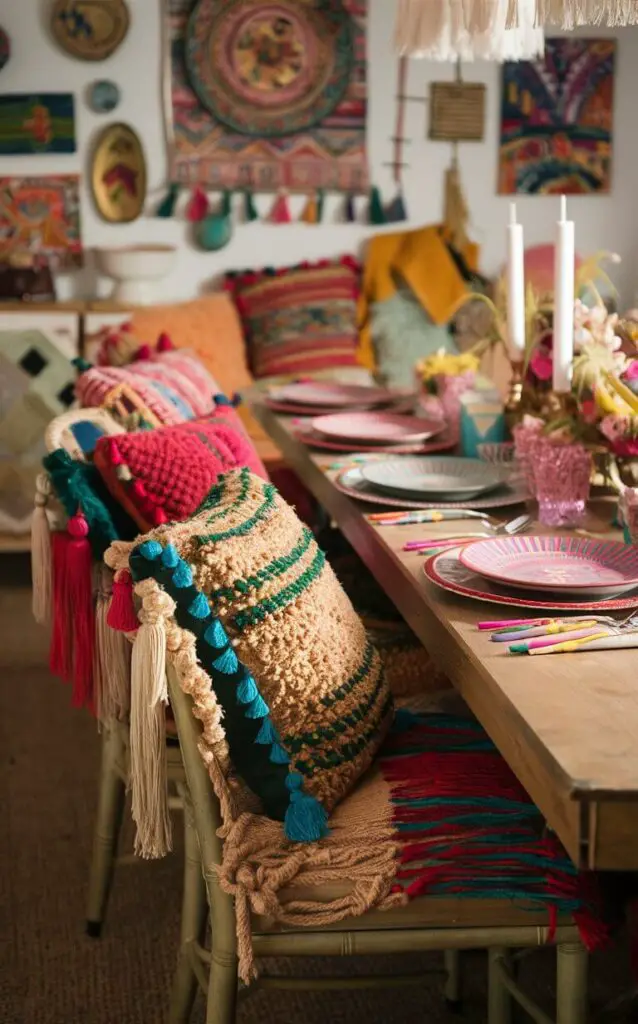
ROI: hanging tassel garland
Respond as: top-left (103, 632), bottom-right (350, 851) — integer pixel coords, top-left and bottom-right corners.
top-left (270, 190), bottom-right (292, 224)
top-left (243, 189), bottom-right (259, 222)
top-left (130, 613), bottom-right (172, 858)
top-left (185, 185), bottom-right (209, 223)
top-left (65, 512), bottom-right (95, 709)
top-left (385, 191), bottom-right (408, 223)
top-left (156, 183), bottom-right (179, 218)
top-left (107, 570), bottom-right (139, 632)
top-left (300, 193), bottom-right (318, 224)
top-left (368, 186), bottom-right (386, 225)
top-left (31, 473), bottom-right (52, 626)
top-left (344, 193), bottom-right (356, 222)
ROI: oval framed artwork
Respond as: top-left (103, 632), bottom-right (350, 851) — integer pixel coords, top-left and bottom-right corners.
top-left (51, 0), bottom-right (130, 62)
top-left (91, 123), bottom-right (146, 223)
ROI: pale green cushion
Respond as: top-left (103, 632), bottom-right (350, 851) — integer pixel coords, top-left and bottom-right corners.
top-left (370, 290), bottom-right (456, 389)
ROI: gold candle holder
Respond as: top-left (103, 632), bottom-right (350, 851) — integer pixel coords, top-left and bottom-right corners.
top-left (505, 358), bottom-right (524, 415)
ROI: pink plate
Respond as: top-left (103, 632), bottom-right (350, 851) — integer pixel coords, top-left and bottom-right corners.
top-left (310, 411), bottom-right (443, 444)
top-left (424, 547), bottom-right (638, 612)
top-left (269, 382), bottom-right (398, 408)
top-left (459, 535), bottom-right (638, 597)
top-left (335, 466), bottom-right (528, 511)
top-left (264, 396), bottom-right (415, 417)
top-left (294, 429), bottom-right (456, 456)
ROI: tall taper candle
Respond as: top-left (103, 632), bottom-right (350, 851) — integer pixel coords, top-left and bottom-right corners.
top-left (553, 195), bottom-right (575, 394)
top-left (506, 202), bottom-right (525, 357)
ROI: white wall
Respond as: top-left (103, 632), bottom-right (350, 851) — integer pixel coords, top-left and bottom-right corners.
top-left (1, 2), bottom-right (637, 304)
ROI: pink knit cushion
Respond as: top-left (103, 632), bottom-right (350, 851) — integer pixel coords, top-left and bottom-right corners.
top-left (93, 416), bottom-right (268, 531)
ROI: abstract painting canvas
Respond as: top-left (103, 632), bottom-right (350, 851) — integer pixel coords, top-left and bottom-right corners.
top-left (499, 38), bottom-right (615, 195)
top-left (166, 0), bottom-right (368, 193)
top-left (0, 175), bottom-right (82, 269)
top-left (0, 93), bottom-right (76, 154)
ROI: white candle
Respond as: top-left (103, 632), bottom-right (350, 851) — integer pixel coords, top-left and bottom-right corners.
top-left (506, 202), bottom-right (525, 358)
top-left (552, 195), bottom-right (575, 394)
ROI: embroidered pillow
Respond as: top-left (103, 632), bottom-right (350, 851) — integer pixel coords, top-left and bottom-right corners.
top-left (94, 417), bottom-right (268, 531)
top-left (125, 467), bottom-right (393, 840)
top-left (226, 257), bottom-right (362, 379)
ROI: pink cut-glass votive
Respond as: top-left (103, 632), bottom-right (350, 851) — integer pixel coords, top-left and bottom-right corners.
top-left (533, 442), bottom-right (592, 527)
top-left (512, 420), bottom-right (545, 497)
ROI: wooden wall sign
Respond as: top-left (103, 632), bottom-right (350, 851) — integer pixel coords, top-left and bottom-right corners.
top-left (429, 82), bottom-right (486, 142)
top-left (91, 123), bottom-right (146, 223)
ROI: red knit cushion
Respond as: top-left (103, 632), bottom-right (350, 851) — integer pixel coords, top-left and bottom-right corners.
top-left (94, 416), bottom-right (268, 531)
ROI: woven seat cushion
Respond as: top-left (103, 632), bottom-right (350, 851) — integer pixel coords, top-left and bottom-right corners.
top-left (226, 258), bottom-right (362, 379)
top-left (94, 417), bottom-right (268, 531)
top-left (124, 467), bottom-right (393, 837)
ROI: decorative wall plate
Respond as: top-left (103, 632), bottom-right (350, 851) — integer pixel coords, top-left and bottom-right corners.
top-left (88, 79), bottom-right (120, 113)
top-left (185, 0), bottom-right (354, 137)
top-left (51, 0), bottom-right (130, 62)
top-left (0, 27), bottom-right (10, 72)
top-left (91, 123), bottom-right (146, 223)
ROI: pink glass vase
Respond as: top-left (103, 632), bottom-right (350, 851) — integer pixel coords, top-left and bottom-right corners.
top-left (532, 441), bottom-right (592, 527)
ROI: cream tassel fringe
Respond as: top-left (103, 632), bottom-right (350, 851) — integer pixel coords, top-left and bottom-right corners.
top-left (537, 0), bottom-right (638, 26)
top-left (31, 473), bottom-right (52, 626)
top-left (129, 581), bottom-right (174, 859)
top-left (94, 566), bottom-right (132, 728)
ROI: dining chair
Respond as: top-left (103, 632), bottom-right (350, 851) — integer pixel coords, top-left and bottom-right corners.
top-left (166, 663), bottom-right (590, 1024)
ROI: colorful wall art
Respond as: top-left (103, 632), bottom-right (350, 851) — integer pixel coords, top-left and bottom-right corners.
top-left (0, 175), bottom-right (82, 269)
top-left (0, 93), bottom-right (76, 155)
top-left (499, 38), bottom-right (615, 195)
top-left (166, 0), bottom-right (368, 194)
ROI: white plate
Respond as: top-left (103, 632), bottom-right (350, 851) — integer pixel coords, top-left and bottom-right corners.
top-left (336, 467), bottom-right (529, 511)
top-left (269, 382), bottom-right (395, 408)
top-left (361, 456), bottom-right (507, 500)
top-left (310, 411), bottom-right (442, 445)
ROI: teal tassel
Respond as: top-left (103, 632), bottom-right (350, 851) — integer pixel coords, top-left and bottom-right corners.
top-left (212, 646), bottom-right (238, 675)
top-left (236, 673), bottom-right (258, 705)
top-left (316, 189), bottom-right (325, 223)
top-left (161, 544), bottom-right (180, 569)
top-left (138, 540), bottom-right (162, 560)
top-left (255, 717), bottom-right (278, 745)
top-left (392, 707), bottom-right (420, 734)
top-left (221, 189), bottom-right (232, 217)
top-left (204, 618), bottom-right (227, 650)
top-left (284, 774), bottom-right (329, 842)
top-left (156, 183), bottom-right (179, 218)
top-left (270, 742), bottom-right (290, 765)
top-left (344, 193), bottom-right (355, 222)
top-left (244, 692), bottom-right (269, 720)
top-left (188, 592), bottom-right (210, 619)
top-left (72, 356), bottom-right (92, 373)
top-left (243, 189), bottom-right (258, 222)
top-left (172, 562), bottom-right (193, 588)
top-left (368, 186), bottom-right (386, 225)
top-left (385, 191), bottom-right (407, 223)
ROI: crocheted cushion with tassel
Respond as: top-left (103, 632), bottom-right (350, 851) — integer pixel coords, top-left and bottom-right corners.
top-left (94, 416), bottom-right (268, 531)
top-left (124, 467), bottom-right (393, 841)
top-left (225, 257), bottom-right (362, 379)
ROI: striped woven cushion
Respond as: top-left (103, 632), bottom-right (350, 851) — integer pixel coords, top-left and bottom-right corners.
top-left (226, 258), bottom-right (361, 379)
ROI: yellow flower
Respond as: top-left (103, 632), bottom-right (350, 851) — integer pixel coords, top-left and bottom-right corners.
top-left (415, 349), bottom-right (480, 382)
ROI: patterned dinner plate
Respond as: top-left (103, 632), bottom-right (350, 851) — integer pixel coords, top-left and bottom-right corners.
top-left (269, 382), bottom-right (398, 408)
top-left (294, 428), bottom-right (456, 456)
top-left (310, 411), bottom-right (443, 444)
top-left (423, 547), bottom-right (638, 612)
top-left (335, 467), bottom-right (528, 511)
top-left (459, 535), bottom-right (638, 598)
top-left (361, 456), bottom-right (508, 500)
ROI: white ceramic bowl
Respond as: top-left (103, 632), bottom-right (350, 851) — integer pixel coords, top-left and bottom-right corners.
top-left (95, 245), bottom-right (177, 304)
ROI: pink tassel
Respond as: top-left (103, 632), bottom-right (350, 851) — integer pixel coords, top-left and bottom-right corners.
top-left (270, 190), bottom-right (291, 224)
top-left (66, 512), bottom-right (95, 710)
top-left (107, 570), bottom-right (139, 633)
top-left (156, 332), bottom-right (173, 353)
top-left (133, 344), bottom-right (152, 361)
top-left (186, 186), bottom-right (209, 223)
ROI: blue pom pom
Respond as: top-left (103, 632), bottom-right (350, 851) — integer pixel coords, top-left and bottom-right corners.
top-left (161, 544), bottom-right (180, 569)
top-left (188, 592), bottom-right (210, 619)
top-left (236, 674), bottom-right (258, 705)
top-left (138, 540), bottom-right (162, 560)
top-left (213, 392), bottom-right (232, 407)
top-left (211, 646), bottom-right (239, 675)
top-left (284, 786), bottom-right (329, 842)
top-left (204, 618), bottom-right (228, 650)
top-left (269, 742), bottom-right (290, 765)
top-left (244, 692), bottom-right (269, 720)
top-left (172, 562), bottom-right (193, 588)
top-left (255, 717), bottom-right (278, 745)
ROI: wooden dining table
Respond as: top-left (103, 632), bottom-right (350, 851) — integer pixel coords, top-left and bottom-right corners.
top-left (252, 400), bottom-right (638, 873)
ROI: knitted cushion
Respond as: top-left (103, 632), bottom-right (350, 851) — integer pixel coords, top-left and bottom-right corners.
top-left (226, 257), bottom-right (362, 379)
top-left (94, 417), bottom-right (268, 531)
top-left (125, 467), bottom-right (393, 839)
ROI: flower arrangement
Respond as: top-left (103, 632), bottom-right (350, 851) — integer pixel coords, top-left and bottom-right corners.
top-left (415, 349), bottom-right (480, 390)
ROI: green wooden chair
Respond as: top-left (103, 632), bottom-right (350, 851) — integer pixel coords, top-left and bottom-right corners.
top-left (165, 664), bottom-right (589, 1024)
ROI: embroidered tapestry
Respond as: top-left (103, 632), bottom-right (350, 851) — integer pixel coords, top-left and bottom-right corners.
top-left (0, 93), bottom-right (76, 155)
top-left (498, 38), bottom-right (615, 195)
top-left (166, 0), bottom-right (368, 193)
top-left (0, 174), bottom-right (82, 268)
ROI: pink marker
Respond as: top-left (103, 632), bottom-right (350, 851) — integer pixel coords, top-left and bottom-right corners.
top-left (514, 628), bottom-right (603, 652)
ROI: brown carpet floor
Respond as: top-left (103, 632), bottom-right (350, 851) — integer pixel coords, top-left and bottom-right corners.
top-left (0, 555), bottom-right (635, 1024)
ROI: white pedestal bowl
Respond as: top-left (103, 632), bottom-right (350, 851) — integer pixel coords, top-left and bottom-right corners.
top-left (95, 245), bottom-right (177, 305)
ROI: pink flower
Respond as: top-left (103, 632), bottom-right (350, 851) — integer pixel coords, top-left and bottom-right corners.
top-left (529, 346), bottom-right (553, 382)
top-left (612, 438), bottom-right (638, 457)
top-left (624, 360), bottom-right (638, 382)
top-left (580, 399), bottom-right (598, 424)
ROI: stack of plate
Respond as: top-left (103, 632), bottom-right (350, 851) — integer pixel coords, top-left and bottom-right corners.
top-left (294, 410), bottom-right (455, 455)
top-left (423, 535), bottom-right (638, 612)
top-left (335, 455), bottom-right (527, 511)
top-left (264, 381), bottom-right (412, 417)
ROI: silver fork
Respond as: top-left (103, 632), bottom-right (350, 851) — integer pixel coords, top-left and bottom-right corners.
top-left (482, 513), bottom-right (532, 537)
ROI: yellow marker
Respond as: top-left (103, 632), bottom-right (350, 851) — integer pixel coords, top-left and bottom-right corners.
top-left (528, 631), bottom-right (611, 655)
top-left (542, 619), bottom-right (598, 635)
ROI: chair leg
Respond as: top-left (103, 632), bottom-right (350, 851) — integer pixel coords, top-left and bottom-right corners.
top-left (444, 950), bottom-right (462, 1012)
top-left (488, 947), bottom-right (512, 1024)
top-left (86, 726), bottom-right (126, 937)
top-left (168, 790), bottom-right (208, 1024)
top-left (206, 952), bottom-right (238, 1024)
top-left (556, 941), bottom-right (588, 1024)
